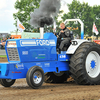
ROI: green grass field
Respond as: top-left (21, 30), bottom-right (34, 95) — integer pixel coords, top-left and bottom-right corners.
top-left (0, 55), bottom-right (7, 57)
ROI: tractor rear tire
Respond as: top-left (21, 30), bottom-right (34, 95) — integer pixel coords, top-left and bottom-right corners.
top-left (44, 72), bottom-right (69, 83)
top-left (70, 42), bottom-right (100, 85)
top-left (0, 79), bottom-right (16, 87)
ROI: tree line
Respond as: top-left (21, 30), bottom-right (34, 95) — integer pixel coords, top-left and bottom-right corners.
top-left (13, 0), bottom-right (100, 37)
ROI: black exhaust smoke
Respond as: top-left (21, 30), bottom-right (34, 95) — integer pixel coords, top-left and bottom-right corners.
top-left (39, 17), bottom-right (53, 27)
top-left (30, 0), bottom-right (61, 27)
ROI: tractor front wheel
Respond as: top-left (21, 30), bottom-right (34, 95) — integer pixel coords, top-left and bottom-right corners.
top-left (26, 66), bottom-right (44, 89)
top-left (0, 79), bottom-right (16, 87)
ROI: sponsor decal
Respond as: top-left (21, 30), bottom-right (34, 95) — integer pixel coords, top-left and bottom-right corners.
top-left (12, 71), bottom-right (22, 73)
top-left (60, 55), bottom-right (66, 58)
top-left (15, 63), bottom-right (24, 69)
top-left (7, 41), bottom-right (17, 47)
top-left (37, 57), bottom-right (45, 59)
top-left (36, 40), bottom-right (50, 46)
top-left (66, 59), bottom-right (68, 61)
top-left (44, 63), bottom-right (50, 67)
top-left (22, 51), bottom-right (28, 55)
top-left (33, 53), bottom-right (46, 59)
top-left (8, 42), bottom-right (16, 45)
top-left (38, 54), bottom-right (45, 56)
top-left (8, 43), bottom-right (16, 45)
top-left (37, 54), bottom-right (46, 59)
top-left (20, 40), bottom-right (56, 46)
top-left (36, 63), bottom-right (42, 67)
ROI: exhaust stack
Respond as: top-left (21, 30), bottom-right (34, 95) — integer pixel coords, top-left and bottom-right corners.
top-left (40, 27), bottom-right (44, 39)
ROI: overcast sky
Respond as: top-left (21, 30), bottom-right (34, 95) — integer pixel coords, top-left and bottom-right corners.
top-left (0, 0), bottom-right (99, 33)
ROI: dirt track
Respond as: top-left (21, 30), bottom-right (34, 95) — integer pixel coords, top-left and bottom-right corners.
top-left (0, 58), bottom-right (100, 100)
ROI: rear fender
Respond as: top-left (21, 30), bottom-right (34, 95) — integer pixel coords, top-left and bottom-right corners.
top-left (66, 39), bottom-right (89, 54)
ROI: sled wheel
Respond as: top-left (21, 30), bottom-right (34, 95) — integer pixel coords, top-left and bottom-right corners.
top-left (70, 42), bottom-right (100, 85)
top-left (26, 66), bottom-right (44, 89)
top-left (0, 79), bottom-right (16, 87)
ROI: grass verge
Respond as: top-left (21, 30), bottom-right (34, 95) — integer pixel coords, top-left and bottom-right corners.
top-left (0, 55), bottom-right (7, 57)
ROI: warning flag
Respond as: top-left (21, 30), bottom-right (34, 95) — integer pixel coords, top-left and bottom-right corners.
top-left (17, 19), bottom-right (25, 33)
top-left (92, 23), bottom-right (99, 35)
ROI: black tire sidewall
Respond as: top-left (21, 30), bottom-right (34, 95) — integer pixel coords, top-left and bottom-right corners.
top-left (0, 79), bottom-right (16, 87)
top-left (83, 44), bottom-right (100, 84)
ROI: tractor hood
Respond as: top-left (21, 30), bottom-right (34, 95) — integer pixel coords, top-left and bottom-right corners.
top-left (5, 33), bottom-right (57, 63)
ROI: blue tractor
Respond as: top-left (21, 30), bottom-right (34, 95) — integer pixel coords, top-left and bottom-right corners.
top-left (0, 19), bottom-right (100, 89)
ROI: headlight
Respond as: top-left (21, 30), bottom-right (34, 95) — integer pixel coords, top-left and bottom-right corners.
top-left (71, 41), bottom-right (78, 45)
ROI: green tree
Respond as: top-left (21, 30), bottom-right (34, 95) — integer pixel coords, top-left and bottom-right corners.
top-left (61, 0), bottom-right (94, 37)
top-left (13, 0), bottom-right (40, 32)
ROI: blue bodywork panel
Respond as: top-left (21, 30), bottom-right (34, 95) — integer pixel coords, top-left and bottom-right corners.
top-left (0, 61), bottom-right (69, 79)
top-left (0, 32), bottom-right (70, 79)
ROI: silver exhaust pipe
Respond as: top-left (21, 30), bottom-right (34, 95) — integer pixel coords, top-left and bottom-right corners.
top-left (40, 27), bottom-right (44, 39)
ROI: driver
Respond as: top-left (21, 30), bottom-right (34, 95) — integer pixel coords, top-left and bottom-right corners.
top-left (57, 23), bottom-right (71, 52)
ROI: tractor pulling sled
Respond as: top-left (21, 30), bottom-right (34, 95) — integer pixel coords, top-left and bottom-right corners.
top-left (0, 19), bottom-right (100, 89)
